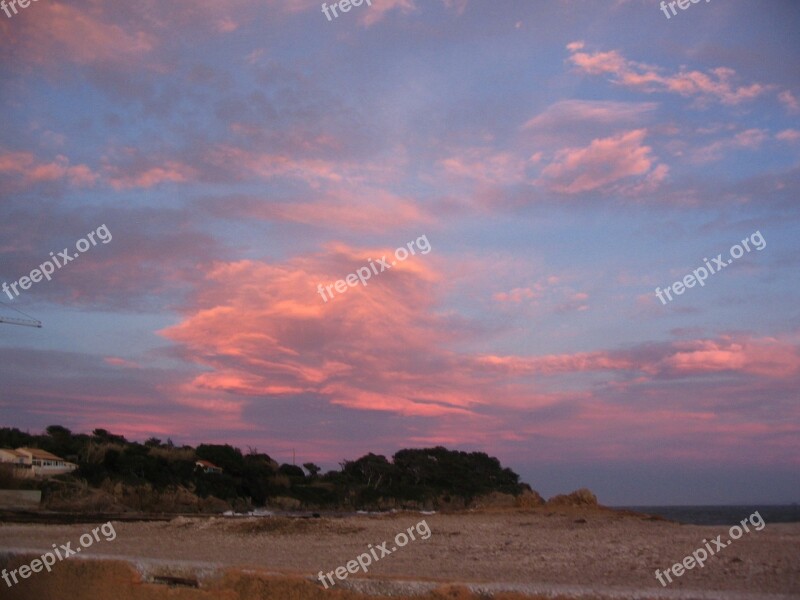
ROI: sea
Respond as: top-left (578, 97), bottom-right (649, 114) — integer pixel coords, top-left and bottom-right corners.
top-left (615, 504), bottom-right (800, 525)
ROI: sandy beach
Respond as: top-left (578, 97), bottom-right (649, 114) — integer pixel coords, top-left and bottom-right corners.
top-left (1, 508), bottom-right (798, 599)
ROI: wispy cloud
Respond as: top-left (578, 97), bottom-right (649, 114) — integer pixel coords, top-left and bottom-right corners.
top-left (566, 41), bottom-right (769, 106)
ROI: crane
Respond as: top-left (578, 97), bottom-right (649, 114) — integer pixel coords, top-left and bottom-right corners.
top-left (0, 315), bottom-right (42, 328)
top-left (0, 301), bottom-right (42, 328)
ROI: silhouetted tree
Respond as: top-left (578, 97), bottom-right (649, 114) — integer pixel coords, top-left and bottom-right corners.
top-left (303, 462), bottom-right (321, 478)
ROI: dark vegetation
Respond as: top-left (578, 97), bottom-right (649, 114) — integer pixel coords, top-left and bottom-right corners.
top-left (0, 426), bottom-right (531, 512)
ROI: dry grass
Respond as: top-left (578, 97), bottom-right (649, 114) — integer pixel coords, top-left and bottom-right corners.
top-left (2, 556), bottom-right (564, 600)
top-left (224, 575), bottom-right (562, 600)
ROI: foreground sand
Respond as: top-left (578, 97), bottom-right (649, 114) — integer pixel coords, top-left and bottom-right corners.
top-left (1, 508), bottom-right (798, 599)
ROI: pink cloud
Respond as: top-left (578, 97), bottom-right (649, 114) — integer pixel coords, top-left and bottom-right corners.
top-left (0, 145), bottom-right (199, 192)
top-left (538, 129), bottom-right (663, 194)
top-left (776, 129), bottom-right (800, 143)
top-left (360, 0), bottom-right (417, 26)
top-left (159, 246), bottom-right (619, 421)
top-left (0, 150), bottom-right (98, 187)
top-left (476, 352), bottom-right (634, 376)
top-left (358, 0), bottom-right (467, 27)
top-left (691, 128), bottom-right (769, 163)
top-left (476, 335), bottom-right (800, 380)
top-left (106, 161), bottom-right (199, 190)
top-left (778, 90), bottom-right (800, 114)
top-left (215, 17), bottom-right (239, 33)
top-left (13, 2), bottom-right (155, 67)
top-left (159, 246), bottom-right (484, 418)
top-left (104, 357), bottom-right (142, 369)
top-left (438, 148), bottom-right (527, 186)
top-left (493, 287), bottom-right (539, 304)
top-left (614, 162), bottom-right (669, 197)
top-left (198, 145), bottom-right (429, 230)
top-left (207, 145), bottom-right (363, 186)
top-left (567, 42), bottom-right (769, 106)
top-left (492, 276), bottom-right (588, 314)
top-left (657, 337), bottom-right (800, 378)
top-left (521, 100), bottom-right (657, 133)
top-left (729, 129), bottom-right (767, 149)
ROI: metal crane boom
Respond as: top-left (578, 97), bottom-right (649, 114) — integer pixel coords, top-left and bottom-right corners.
top-left (0, 301), bottom-right (43, 328)
top-left (0, 315), bottom-right (42, 328)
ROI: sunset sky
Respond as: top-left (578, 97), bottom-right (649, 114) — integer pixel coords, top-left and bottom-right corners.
top-left (1, 0), bottom-right (798, 505)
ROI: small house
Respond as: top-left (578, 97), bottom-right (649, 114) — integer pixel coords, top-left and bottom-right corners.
top-left (195, 459), bottom-right (223, 474)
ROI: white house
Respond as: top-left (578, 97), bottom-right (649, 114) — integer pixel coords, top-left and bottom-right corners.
top-left (0, 447), bottom-right (77, 477)
top-left (0, 449), bottom-right (28, 467)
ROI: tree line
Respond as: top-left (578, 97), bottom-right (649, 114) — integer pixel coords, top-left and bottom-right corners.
top-left (0, 426), bottom-right (530, 510)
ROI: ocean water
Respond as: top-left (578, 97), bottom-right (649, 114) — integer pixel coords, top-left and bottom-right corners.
top-left (616, 505), bottom-right (800, 525)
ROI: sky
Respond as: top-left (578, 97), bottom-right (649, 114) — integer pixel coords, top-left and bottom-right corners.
top-left (0, 0), bottom-right (798, 506)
